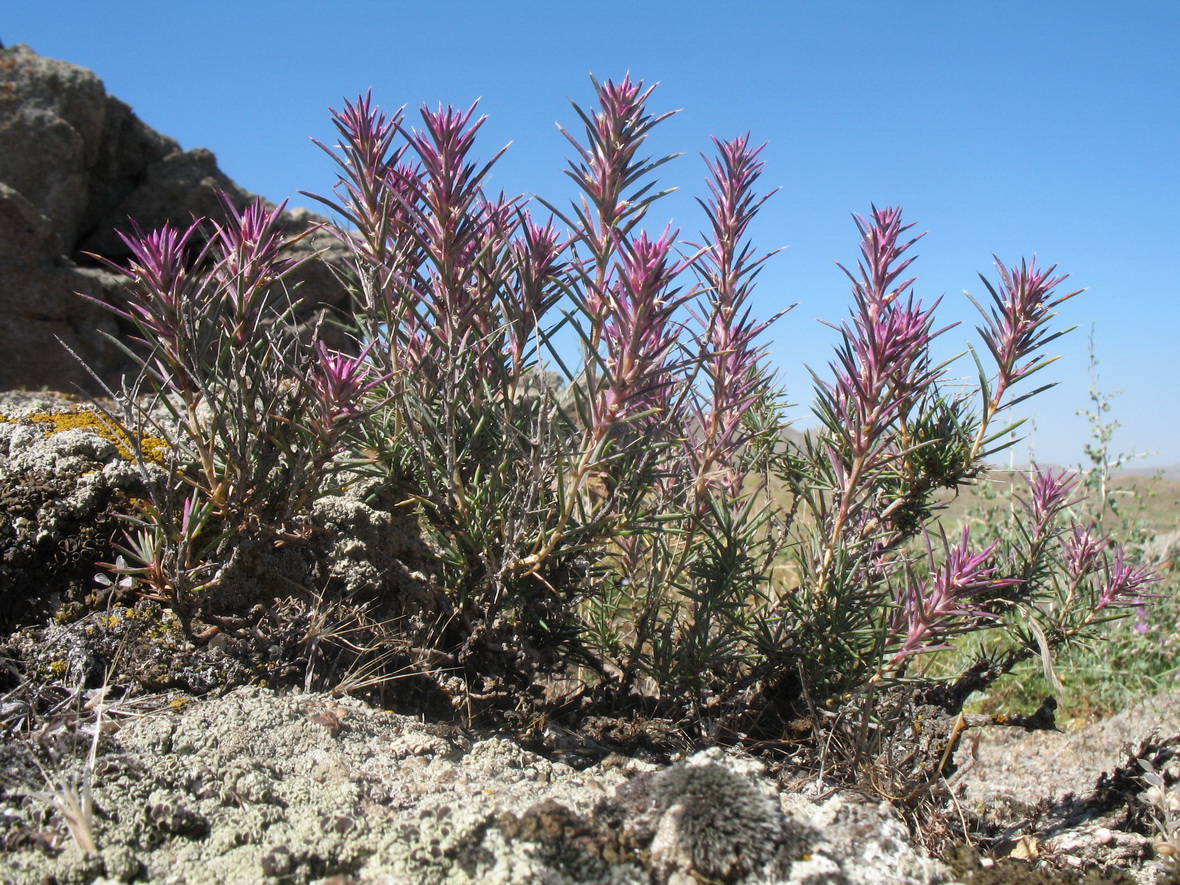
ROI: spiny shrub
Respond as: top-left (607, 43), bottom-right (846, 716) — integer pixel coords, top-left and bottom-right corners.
top-left (81, 195), bottom-right (381, 629)
top-left (87, 76), bottom-right (1156, 764)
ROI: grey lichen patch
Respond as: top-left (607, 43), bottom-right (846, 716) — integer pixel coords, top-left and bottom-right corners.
top-left (7, 689), bottom-right (1163, 885)
top-left (310, 479), bottom-right (439, 630)
top-left (781, 790), bottom-right (950, 885)
top-left (610, 747), bottom-right (800, 883)
top-left (0, 684), bottom-right (966, 884)
top-left (0, 686), bottom-right (640, 885)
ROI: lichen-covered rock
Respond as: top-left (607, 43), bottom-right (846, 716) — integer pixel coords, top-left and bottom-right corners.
top-left (0, 391), bottom-right (159, 625)
top-left (0, 388), bottom-right (448, 709)
top-left (4, 599), bottom-right (254, 697)
top-left (952, 695), bottom-right (1180, 883)
top-left (780, 790), bottom-right (950, 885)
top-left (0, 686), bottom-right (961, 885)
top-left (311, 482), bottom-right (434, 600)
top-left (7, 680), bottom-right (1179, 883)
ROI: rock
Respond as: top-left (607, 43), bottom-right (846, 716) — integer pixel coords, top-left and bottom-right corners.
top-left (0, 390), bottom-right (159, 625)
top-left (77, 146), bottom-right (244, 256)
top-left (0, 181), bottom-right (63, 260)
top-left (0, 391), bottom-right (438, 698)
top-left (956, 693), bottom-right (1180, 810)
top-left (1142, 529), bottom-right (1180, 568)
top-left (0, 686), bottom-right (959, 885)
top-left (0, 46), bottom-right (107, 245)
top-left (951, 693), bottom-right (1180, 883)
top-left (0, 43), bottom-right (353, 394)
top-left (311, 480), bottom-right (437, 620)
top-left (0, 263), bottom-right (130, 391)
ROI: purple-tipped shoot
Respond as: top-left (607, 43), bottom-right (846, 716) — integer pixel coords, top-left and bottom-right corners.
top-left (893, 528), bottom-right (1017, 662)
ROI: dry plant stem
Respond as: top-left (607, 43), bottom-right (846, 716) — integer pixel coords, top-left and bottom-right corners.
top-left (60, 699), bottom-right (103, 854)
top-left (32, 646), bottom-right (130, 856)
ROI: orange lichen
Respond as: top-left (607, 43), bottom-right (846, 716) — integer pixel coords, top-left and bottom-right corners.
top-left (0, 409), bottom-right (170, 465)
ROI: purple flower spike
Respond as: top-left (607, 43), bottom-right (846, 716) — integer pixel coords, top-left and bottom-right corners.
top-left (564, 76), bottom-right (665, 221)
top-left (1096, 546), bottom-right (1159, 612)
top-left (846, 206), bottom-right (924, 315)
top-left (211, 194), bottom-right (297, 342)
top-left (894, 528), bottom-right (1018, 660)
top-left (687, 135), bottom-right (785, 493)
top-left (824, 207), bottom-right (949, 456)
top-left (975, 256), bottom-right (1082, 410)
top-left (92, 218), bottom-right (208, 344)
top-left (307, 339), bottom-right (390, 430)
top-left (559, 74), bottom-right (677, 272)
top-left (1018, 468), bottom-right (1080, 538)
top-left (700, 135), bottom-right (773, 264)
top-left (595, 229), bottom-right (692, 429)
top-left (411, 102), bottom-right (488, 223)
top-left (1063, 522), bottom-right (1109, 581)
top-left (505, 212), bottom-right (566, 371)
top-left (312, 92), bottom-right (412, 266)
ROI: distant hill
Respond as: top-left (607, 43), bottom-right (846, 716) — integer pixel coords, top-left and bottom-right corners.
top-left (1118, 465), bottom-right (1180, 482)
top-left (776, 423), bottom-right (1179, 482)
top-left (1001, 464), bottom-right (1180, 483)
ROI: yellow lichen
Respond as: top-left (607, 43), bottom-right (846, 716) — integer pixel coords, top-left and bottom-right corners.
top-left (0, 408), bottom-right (170, 465)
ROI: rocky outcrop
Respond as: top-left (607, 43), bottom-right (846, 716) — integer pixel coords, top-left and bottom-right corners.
top-left (0, 686), bottom-right (954, 885)
top-left (0, 390), bottom-right (157, 625)
top-left (4, 678), bottom-right (1176, 884)
top-left (0, 43), bottom-right (351, 394)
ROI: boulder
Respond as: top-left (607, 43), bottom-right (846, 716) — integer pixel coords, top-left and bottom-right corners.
top-left (0, 180), bottom-right (64, 261)
top-left (0, 43), bottom-right (352, 394)
top-left (0, 391), bottom-right (155, 626)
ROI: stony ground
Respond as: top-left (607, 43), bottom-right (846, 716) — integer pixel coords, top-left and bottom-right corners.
top-left (0, 684), bottom-right (952, 885)
top-left (960, 691), bottom-right (1180, 808)
top-left (952, 690), bottom-right (1180, 877)
top-left (0, 682), bottom-right (1178, 884)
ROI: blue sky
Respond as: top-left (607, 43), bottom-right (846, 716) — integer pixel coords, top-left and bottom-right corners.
top-left (7, 2), bottom-right (1179, 468)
